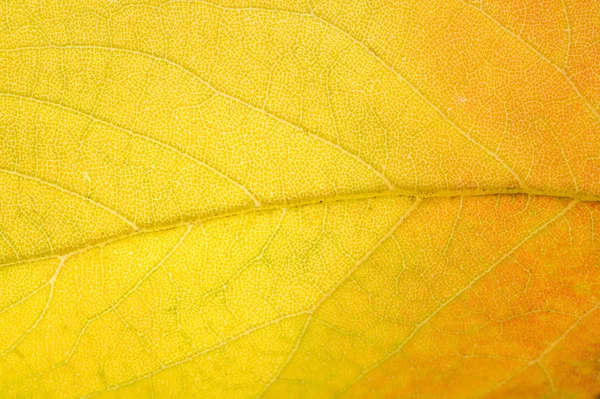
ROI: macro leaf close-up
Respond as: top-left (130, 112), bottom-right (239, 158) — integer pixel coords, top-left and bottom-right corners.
top-left (0, 0), bottom-right (599, 398)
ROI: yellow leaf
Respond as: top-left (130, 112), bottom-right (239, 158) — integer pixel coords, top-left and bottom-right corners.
top-left (0, 1), bottom-right (599, 398)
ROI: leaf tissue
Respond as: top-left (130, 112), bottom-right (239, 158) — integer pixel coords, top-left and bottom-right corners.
top-left (0, 0), bottom-right (599, 398)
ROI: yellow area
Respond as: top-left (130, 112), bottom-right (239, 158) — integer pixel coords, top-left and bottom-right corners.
top-left (0, 0), bottom-right (599, 398)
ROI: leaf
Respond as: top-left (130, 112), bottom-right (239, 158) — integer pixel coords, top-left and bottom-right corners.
top-left (0, 0), bottom-right (599, 398)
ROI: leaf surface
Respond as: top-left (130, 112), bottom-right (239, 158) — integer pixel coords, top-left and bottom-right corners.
top-left (0, 0), bottom-right (599, 398)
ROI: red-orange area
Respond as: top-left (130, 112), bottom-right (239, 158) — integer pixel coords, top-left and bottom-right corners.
top-left (344, 199), bottom-right (600, 398)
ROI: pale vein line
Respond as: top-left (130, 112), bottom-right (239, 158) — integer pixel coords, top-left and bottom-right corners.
top-left (306, 15), bottom-right (526, 188)
top-left (107, 224), bottom-right (193, 311)
top-left (0, 189), bottom-right (597, 270)
top-left (479, 303), bottom-right (599, 398)
top-left (184, 1), bottom-right (597, 126)
top-left (0, 167), bottom-right (139, 230)
top-left (538, 364), bottom-right (556, 392)
top-left (0, 278), bottom-right (47, 316)
top-left (443, 195), bottom-right (463, 258)
top-left (82, 312), bottom-right (309, 399)
top-left (223, 208), bottom-right (287, 288)
top-left (153, 0), bottom-right (599, 125)
top-left (2, 4), bottom-right (586, 191)
top-left (248, 198), bottom-right (423, 393)
top-left (0, 229), bottom-right (20, 259)
top-left (312, 197), bottom-right (423, 311)
top-left (456, 0), bottom-right (600, 122)
top-left (162, 0), bottom-right (313, 15)
top-left (334, 199), bottom-right (579, 397)
top-left (559, 137), bottom-right (579, 193)
top-left (255, 314), bottom-right (312, 399)
top-left (0, 255), bottom-right (65, 357)
top-left (0, 45), bottom-right (394, 189)
top-left (531, 303), bottom-right (599, 364)
top-left (85, 198), bottom-right (421, 397)
top-left (0, 7), bottom-right (594, 391)
top-left (0, 92), bottom-right (261, 207)
top-left (43, 224), bottom-right (193, 372)
top-left (529, 304), bottom-right (598, 393)
top-left (104, 2), bottom-right (597, 185)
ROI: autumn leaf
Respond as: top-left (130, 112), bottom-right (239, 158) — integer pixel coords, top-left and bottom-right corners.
top-left (0, 0), bottom-right (599, 398)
